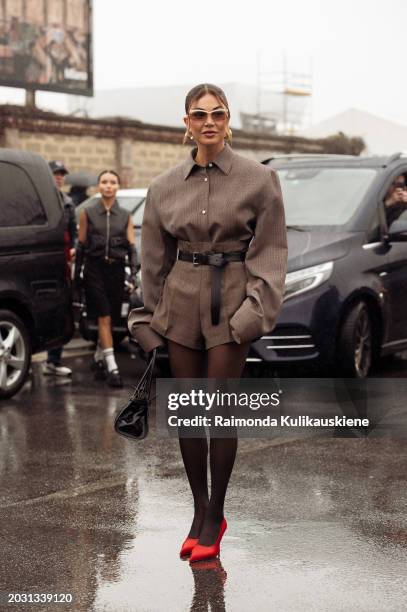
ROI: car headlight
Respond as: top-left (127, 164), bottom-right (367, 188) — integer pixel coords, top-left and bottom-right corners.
top-left (284, 261), bottom-right (333, 301)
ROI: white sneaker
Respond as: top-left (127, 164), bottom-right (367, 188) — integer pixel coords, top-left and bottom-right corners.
top-left (43, 362), bottom-right (72, 377)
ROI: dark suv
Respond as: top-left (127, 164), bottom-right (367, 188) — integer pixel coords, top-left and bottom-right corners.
top-left (248, 152), bottom-right (407, 377)
top-left (0, 149), bottom-right (74, 398)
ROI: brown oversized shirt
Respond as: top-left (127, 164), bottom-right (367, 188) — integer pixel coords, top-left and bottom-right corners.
top-left (128, 143), bottom-right (288, 352)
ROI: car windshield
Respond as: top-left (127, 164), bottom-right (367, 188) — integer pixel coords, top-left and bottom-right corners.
top-left (277, 167), bottom-right (377, 226)
top-left (131, 200), bottom-right (146, 226)
top-left (116, 195), bottom-right (145, 214)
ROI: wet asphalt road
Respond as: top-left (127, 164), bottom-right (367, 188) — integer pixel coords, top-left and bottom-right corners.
top-left (1, 342), bottom-right (407, 611)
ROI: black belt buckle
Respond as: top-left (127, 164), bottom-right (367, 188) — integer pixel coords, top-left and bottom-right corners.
top-left (192, 252), bottom-right (200, 266)
top-left (208, 252), bottom-right (226, 268)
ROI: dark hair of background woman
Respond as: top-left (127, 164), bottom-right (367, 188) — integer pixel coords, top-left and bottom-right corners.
top-left (97, 169), bottom-right (121, 184)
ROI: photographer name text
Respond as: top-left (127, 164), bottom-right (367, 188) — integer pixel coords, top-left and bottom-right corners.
top-left (167, 415), bottom-right (370, 428)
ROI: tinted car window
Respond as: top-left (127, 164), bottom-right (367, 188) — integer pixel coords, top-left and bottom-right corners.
top-left (388, 205), bottom-right (407, 231)
top-left (0, 162), bottom-right (46, 227)
top-left (277, 167), bottom-right (377, 226)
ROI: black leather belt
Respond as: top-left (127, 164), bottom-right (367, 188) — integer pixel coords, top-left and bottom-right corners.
top-left (177, 250), bottom-right (246, 325)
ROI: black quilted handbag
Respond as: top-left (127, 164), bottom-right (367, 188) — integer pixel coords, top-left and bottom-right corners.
top-left (114, 349), bottom-right (157, 440)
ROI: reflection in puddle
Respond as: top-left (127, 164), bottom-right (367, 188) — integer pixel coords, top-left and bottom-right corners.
top-left (190, 558), bottom-right (227, 612)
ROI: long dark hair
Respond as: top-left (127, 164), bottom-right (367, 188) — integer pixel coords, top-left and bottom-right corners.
top-left (97, 169), bottom-right (121, 184)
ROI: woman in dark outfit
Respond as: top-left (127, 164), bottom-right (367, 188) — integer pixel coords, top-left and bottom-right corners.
top-left (129, 84), bottom-right (287, 562)
top-left (75, 170), bottom-right (138, 388)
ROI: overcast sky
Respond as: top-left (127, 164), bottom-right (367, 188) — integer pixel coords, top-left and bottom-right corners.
top-left (1, 0), bottom-right (406, 127)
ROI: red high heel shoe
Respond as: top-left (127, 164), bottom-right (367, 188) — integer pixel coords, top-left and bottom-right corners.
top-left (189, 518), bottom-right (227, 563)
top-left (180, 537), bottom-right (199, 557)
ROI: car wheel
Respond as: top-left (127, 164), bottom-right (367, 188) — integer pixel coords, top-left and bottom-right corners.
top-left (337, 302), bottom-right (373, 378)
top-left (0, 309), bottom-right (31, 399)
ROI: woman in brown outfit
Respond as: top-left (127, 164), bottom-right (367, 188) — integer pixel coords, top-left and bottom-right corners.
top-left (128, 84), bottom-right (287, 562)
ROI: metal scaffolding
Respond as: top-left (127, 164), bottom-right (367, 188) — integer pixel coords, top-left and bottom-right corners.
top-left (241, 51), bottom-right (312, 135)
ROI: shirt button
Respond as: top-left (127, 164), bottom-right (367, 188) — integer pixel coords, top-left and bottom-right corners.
top-left (208, 163), bottom-right (213, 168)
top-left (204, 177), bottom-right (208, 182)
top-left (202, 210), bottom-right (206, 214)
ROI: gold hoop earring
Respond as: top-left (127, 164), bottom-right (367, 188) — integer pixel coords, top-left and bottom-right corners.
top-left (183, 130), bottom-right (194, 145)
top-left (225, 127), bottom-right (233, 143)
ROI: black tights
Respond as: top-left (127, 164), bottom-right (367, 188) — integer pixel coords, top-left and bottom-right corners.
top-left (167, 339), bottom-right (251, 546)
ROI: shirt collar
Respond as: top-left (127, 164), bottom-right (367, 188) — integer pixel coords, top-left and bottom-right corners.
top-left (183, 143), bottom-right (234, 180)
top-left (97, 199), bottom-right (118, 214)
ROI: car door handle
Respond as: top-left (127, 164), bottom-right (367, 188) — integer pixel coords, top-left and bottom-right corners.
top-left (31, 281), bottom-right (59, 295)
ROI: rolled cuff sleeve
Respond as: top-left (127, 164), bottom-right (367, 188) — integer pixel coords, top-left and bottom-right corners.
top-left (128, 307), bottom-right (166, 352)
top-left (127, 185), bottom-right (177, 352)
top-left (229, 169), bottom-right (287, 344)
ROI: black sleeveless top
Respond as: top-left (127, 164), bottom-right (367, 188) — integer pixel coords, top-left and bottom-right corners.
top-left (85, 199), bottom-right (130, 261)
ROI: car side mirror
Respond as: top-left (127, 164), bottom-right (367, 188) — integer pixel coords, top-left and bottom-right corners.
top-left (387, 218), bottom-right (407, 242)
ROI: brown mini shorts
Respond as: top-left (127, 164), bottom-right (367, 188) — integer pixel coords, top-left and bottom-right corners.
top-left (149, 243), bottom-right (248, 350)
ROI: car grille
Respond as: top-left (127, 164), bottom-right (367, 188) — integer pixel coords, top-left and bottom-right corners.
top-left (249, 326), bottom-right (317, 360)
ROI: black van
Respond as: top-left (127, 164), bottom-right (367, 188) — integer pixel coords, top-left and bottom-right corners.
top-left (249, 152), bottom-right (407, 377)
top-left (0, 149), bottom-right (74, 398)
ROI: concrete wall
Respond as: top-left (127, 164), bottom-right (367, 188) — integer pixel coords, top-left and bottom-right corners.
top-left (0, 105), bottom-right (365, 188)
top-left (20, 132), bottom-right (116, 171)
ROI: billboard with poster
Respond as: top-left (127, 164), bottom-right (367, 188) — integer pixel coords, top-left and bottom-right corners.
top-left (0, 0), bottom-right (93, 96)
